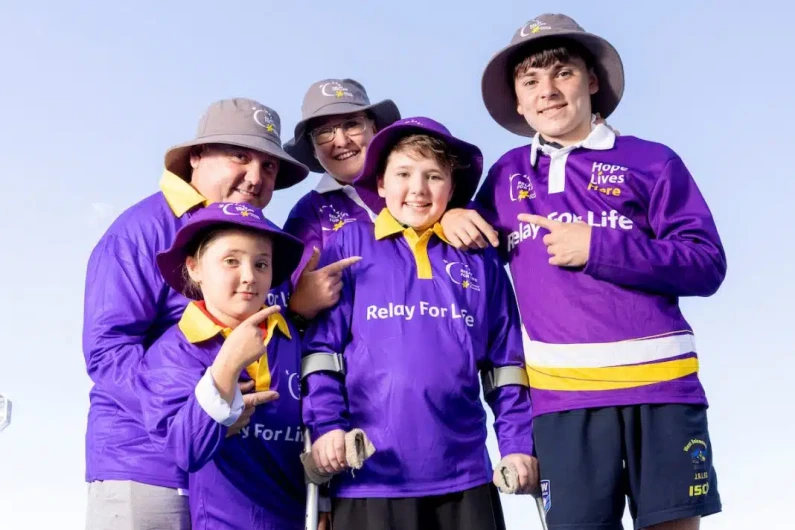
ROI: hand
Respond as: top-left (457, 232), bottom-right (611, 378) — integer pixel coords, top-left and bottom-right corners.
top-left (289, 247), bottom-right (361, 319)
top-left (218, 305), bottom-right (282, 370)
top-left (311, 429), bottom-right (347, 475)
top-left (440, 208), bottom-right (500, 250)
top-left (518, 213), bottom-right (591, 267)
top-left (225, 380), bottom-right (280, 437)
top-left (493, 453), bottom-right (539, 495)
top-left (318, 512), bottom-right (330, 530)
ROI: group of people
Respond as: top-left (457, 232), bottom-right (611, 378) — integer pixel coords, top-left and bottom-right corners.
top-left (82, 13), bottom-right (726, 530)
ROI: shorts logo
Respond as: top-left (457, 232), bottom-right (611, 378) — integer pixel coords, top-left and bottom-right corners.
top-left (444, 260), bottom-right (481, 291)
top-left (540, 479), bottom-right (551, 512)
top-left (319, 205), bottom-right (356, 232)
top-left (509, 173), bottom-right (536, 201)
top-left (683, 439), bottom-right (710, 497)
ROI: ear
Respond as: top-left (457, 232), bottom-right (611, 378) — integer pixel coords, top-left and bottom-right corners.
top-left (186, 256), bottom-right (202, 285)
top-left (377, 175), bottom-right (386, 198)
top-left (588, 67), bottom-right (599, 96)
top-left (516, 102), bottom-right (525, 116)
top-left (189, 146), bottom-right (203, 170)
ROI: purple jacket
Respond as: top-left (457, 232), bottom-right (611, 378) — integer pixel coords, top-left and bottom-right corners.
top-left (137, 302), bottom-right (305, 530)
top-left (82, 171), bottom-right (290, 487)
top-left (474, 125), bottom-right (727, 416)
top-left (302, 209), bottom-right (534, 498)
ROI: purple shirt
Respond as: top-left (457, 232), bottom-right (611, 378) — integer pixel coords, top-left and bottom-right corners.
top-left (82, 171), bottom-right (290, 487)
top-left (136, 303), bottom-right (305, 530)
top-left (283, 173), bottom-right (383, 285)
top-left (474, 126), bottom-right (727, 416)
top-left (302, 209), bottom-right (534, 498)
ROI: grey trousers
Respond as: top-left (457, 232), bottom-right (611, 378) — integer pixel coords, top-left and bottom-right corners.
top-left (86, 480), bottom-right (190, 530)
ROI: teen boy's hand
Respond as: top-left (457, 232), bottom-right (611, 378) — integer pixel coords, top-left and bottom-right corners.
top-left (440, 208), bottom-right (500, 250)
top-left (290, 247), bottom-right (362, 319)
top-left (494, 453), bottom-right (540, 494)
top-left (518, 213), bottom-right (592, 267)
top-left (312, 428), bottom-right (348, 475)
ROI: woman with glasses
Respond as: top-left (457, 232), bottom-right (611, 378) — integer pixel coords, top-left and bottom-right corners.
top-left (282, 78), bottom-right (401, 324)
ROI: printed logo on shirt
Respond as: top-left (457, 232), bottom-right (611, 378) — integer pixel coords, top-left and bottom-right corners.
top-left (587, 161), bottom-right (628, 197)
top-left (541, 480), bottom-right (551, 512)
top-left (267, 290), bottom-right (290, 307)
top-left (683, 439), bottom-right (710, 497)
top-left (509, 173), bottom-right (536, 201)
top-left (444, 260), bottom-right (481, 292)
top-left (319, 204), bottom-right (356, 232)
top-left (506, 210), bottom-right (634, 253)
top-left (319, 81), bottom-right (354, 99)
top-left (240, 423), bottom-right (304, 443)
top-left (221, 203), bottom-right (262, 219)
top-left (286, 369), bottom-right (301, 401)
top-left (366, 302), bottom-right (475, 327)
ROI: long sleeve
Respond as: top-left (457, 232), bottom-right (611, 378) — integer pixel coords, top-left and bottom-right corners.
top-left (82, 234), bottom-right (167, 415)
top-left (482, 249), bottom-right (534, 457)
top-left (301, 237), bottom-right (354, 439)
top-left (584, 155), bottom-right (727, 297)
top-left (283, 195), bottom-right (324, 289)
top-left (137, 337), bottom-right (227, 473)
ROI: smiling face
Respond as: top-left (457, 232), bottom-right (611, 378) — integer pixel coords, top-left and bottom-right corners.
top-left (189, 144), bottom-right (280, 208)
top-left (309, 112), bottom-right (376, 183)
top-left (377, 135), bottom-right (456, 231)
top-left (186, 228), bottom-right (274, 328)
top-left (513, 45), bottom-right (599, 146)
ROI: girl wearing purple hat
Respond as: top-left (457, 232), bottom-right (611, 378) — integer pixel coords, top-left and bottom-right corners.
top-left (300, 117), bottom-right (537, 530)
top-left (134, 202), bottom-right (318, 530)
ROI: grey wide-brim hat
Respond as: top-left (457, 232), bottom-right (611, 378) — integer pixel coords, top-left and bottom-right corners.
top-left (482, 13), bottom-right (625, 137)
top-left (284, 78), bottom-right (401, 174)
top-left (164, 98), bottom-right (310, 190)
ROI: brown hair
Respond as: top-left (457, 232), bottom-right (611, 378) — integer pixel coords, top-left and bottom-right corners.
top-left (512, 38), bottom-right (595, 80)
top-left (380, 134), bottom-right (464, 177)
top-left (181, 225), bottom-right (272, 298)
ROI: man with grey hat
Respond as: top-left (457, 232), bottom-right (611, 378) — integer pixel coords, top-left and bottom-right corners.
top-left (82, 98), bottom-right (309, 529)
top-left (281, 78), bottom-right (399, 322)
top-left (442, 13), bottom-right (725, 530)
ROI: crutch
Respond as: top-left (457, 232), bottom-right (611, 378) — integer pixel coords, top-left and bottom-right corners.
top-left (495, 460), bottom-right (548, 530)
top-left (304, 427), bottom-right (319, 530)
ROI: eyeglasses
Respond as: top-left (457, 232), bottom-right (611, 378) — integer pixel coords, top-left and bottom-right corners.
top-left (309, 116), bottom-right (370, 145)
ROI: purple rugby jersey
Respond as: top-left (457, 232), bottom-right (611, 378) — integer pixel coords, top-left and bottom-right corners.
top-left (473, 124), bottom-right (727, 417)
top-left (302, 209), bottom-right (534, 498)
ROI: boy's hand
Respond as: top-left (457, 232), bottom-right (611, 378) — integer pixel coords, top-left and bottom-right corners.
top-left (289, 247), bottom-right (361, 319)
top-left (518, 213), bottom-right (591, 267)
top-left (440, 208), bottom-right (500, 250)
top-left (494, 453), bottom-right (539, 494)
top-left (312, 429), bottom-right (348, 475)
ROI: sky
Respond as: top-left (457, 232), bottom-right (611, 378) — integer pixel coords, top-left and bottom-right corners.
top-left (0, 0), bottom-right (793, 528)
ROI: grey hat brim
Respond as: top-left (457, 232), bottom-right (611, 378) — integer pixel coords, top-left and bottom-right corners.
top-left (482, 31), bottom-right (624, 137)
top-left (164, 133), bottom-right (310, 190)
top-left (284, 99), bottom-right (401, 174)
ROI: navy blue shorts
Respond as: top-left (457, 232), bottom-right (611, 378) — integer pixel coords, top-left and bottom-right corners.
top-left (533, 404), bottom-right (722, 529)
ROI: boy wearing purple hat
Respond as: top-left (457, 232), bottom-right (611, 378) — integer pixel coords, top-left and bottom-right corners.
top-left (82, 98), bottom-right (309, 528)
top-left (136, 202), bottom-right (308, 529)
top-left (443, 13), bottom-right (725, 530)
top-left (301, 117), bottom-right (536, 530)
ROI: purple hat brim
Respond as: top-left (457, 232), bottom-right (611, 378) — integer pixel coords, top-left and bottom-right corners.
top-left (156, 212), bottom-right (304, 301)
top-left (354, 121), bottom-right (483, 210)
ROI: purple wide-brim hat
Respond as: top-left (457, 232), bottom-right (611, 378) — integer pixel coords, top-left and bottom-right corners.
top-left (354, 117), bottom-right (483, 209)
top-left (156, 202), bottom-right (304, 300)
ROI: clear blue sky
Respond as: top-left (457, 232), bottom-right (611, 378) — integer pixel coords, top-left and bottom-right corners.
top-left (0, 1), bottom-right (792, 528)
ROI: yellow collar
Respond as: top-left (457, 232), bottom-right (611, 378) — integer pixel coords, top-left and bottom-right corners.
top-left (373, 208), bottom-right (450, 245)
top-left (178, 301), bottom-right (292, 344)
top-left (159, 170), bottom-right (209, 217)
